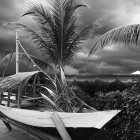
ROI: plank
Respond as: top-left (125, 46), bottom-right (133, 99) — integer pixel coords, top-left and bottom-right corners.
top-left (17, 84), bottom-right (22, 108)
top-left (0, 92), bottom-right (3, 104)
top-left (7, 92), bottom-right (11, 107)
top-left (3, 120), bottom-right (12, 131)
top-left (0, 113), bottom-right (12, 131)
top-left (51, 112), bottom-right (72, 140)
top-left (23, 97), bottom-right (43, 101)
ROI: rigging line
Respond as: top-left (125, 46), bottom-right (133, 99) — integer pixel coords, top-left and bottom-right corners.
top-left (2, 47), bottom-right (15, 78)
top-left (17, 39), bottom-right (55, 82)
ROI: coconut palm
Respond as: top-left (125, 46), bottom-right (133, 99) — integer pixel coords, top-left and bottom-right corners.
top-left (16, 0), bottom-right (99, 67)
top-left (1, 0), bottom-right (100, 112)
top-left (1, 0), bottom-right (101, 76)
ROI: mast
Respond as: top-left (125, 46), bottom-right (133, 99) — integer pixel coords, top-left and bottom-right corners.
top-left (16, 30), bottom-right (19, 74)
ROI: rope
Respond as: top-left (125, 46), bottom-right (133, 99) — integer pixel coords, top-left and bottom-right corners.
top-left (17, 40), bottom-right (55, 82)
top-left (2, 47), bottom-right (15, 78)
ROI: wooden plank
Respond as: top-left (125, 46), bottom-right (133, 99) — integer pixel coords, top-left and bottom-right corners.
top-left (51, 112), bottom-right (72, 140)
top-left (0, 92), bottom-right (3, 104)
top-left (23, 97), bottom-right (43, 101)
top-left (3, 120), bottom-right (13, 131)
top-left (2, 98), bottom-right (17, 104)
top-left (7, 92), bottom-right (11, 107)
top-left (33, 73), bottom-right (39, 98)
top-left (17, 85), bottom-right (22, 108)
top-left (0, 113), bottom-right (12, 131)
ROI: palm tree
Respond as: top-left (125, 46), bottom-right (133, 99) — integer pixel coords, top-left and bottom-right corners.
top-left (1, 0), bottom-right (99, 112)
top-left (16, 0), bottom-right (98, 67)
top-left (1, 0), bottom-right (101, 78)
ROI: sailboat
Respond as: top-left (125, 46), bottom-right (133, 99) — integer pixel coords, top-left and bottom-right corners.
top-left (0, 31), bottom-right (120, 139)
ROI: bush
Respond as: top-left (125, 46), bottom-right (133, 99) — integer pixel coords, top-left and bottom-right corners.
top-left (73, 79), bottom-right (134, 97)
top-left (72, 80), bottom-right (140, 139)
top-left (90, 90), bottom-right (140, 140)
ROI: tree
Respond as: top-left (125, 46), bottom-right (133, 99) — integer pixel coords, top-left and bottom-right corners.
top-left (1, 0), bottom-right (99, 112)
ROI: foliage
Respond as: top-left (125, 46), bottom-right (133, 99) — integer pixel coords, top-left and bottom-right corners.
top-left (89, 24), bottom-right (140, 55)
top-left (91, 90), bottom-right (140, 140)
top-left (39, 67), bottom-right (96, 112)
top-left (15, 0), bottom-right (100, 66)
top-left (73, 79), bottom-right (134, 97)
top-left (73, 80), bottom-right (140, 140)
top-left (0, 0), bottom-right (101, 112)
top-left (0, 52), bottom-right (51, 72)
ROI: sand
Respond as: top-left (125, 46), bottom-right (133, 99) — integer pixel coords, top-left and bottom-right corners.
top-left (0, 120), bottom-right (35, 140)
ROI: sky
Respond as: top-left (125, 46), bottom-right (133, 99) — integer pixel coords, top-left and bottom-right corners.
top-left (1, 0), bottom-right (140, 75)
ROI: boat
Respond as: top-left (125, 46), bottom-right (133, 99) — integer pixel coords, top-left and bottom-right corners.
top-left (0, 71), bottom-right (120, 130)
top-left (0, 32), bottom-right (120, 140)
top-left (0, 104), bottom-right (120, 129)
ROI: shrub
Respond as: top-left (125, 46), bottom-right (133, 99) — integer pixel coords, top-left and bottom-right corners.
top-left (90, 90), bottom-right (140, 140)
top-left (72, 80), bottom-right (140, 139)
top-left (73, 79), bottom-right (134, 97)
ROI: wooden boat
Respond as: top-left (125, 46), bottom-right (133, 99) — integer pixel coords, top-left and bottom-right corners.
top-left (0, 71), bottom-right (120, 129)
top-left (0, 32), bottom-right (121, 140)
top-left (0, 105), bottom-right (120, 129)
top-left (0, 71), bottom-right (121, 140)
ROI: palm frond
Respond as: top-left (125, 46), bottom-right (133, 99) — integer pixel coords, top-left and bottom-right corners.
top-left (40, 93), bottom-right (56, 107)
top-left (0, 52), bottom-right (51, 71)
top-left (41, 86), bottom-right (56, 97)
top-left (49, 0), bottom-right (87, 65)
top-left (23, 3), bottom-right (55, 42)
top-left (14, 23), bottom-right (51, 47)
top-left (13, 23), bottom-right (58, 62)
top-left (89, 24), bottom-right (140, 55)
top-left (17, 0), bottom-right (88, 65)
top-left (62, 20), bottom-right (101, 64)
top-left (60, 66), bottom-right (67, 86)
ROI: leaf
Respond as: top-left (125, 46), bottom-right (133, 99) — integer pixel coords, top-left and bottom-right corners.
top-left (0, 52), bottom-right (51, 71)
top-left (45, 77), bottom-right (56, 88)
top-left (89, 24), bottom-right (140, 55)
top-left (11, 0), bottom-right (88, 65)
top-left (60, 66), bottom-right (67, 86)
top-left (55, 74), bottom-right (62, 94)
top-left (40, 92), bottom-right (56, 107)
top-left (41, 86), bottom-right (56, 97)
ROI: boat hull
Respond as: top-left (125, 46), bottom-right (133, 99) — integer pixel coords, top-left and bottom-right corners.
top-left (0, 105), bottom-right (120, 129)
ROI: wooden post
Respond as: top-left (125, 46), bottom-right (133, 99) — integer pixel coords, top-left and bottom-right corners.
top-left (7, 92), bottom-right (10, 107)
top-left (17, 85), bottom-right (22, 108)
top-left (33, 73), bottom-right (39, 98)
top-left (3, 120), bottom-right (12, 131)
top-left (51, 112), bottom-right (72, 140)
top-left (16, 31), bottom-right (19, 74)
top-left (0, 92), bottom-right (3, 105)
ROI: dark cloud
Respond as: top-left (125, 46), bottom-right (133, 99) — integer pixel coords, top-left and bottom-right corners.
top-left (1, 0), bottom-right (140, 75)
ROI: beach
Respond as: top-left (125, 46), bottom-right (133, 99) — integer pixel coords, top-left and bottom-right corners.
top-left (0, 120), bottom-right (34, 140)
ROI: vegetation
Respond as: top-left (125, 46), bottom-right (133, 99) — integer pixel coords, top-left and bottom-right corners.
top-left (89, 24), bottom-right (140, 55)
top-left (0, 0), bottom-right (139, 139)
top-left (73, 79), bottom-right (134, 97)
top-left (73, 80), bottom-right (140, 140)
top-left (1, 0), bottom-right (100, 112)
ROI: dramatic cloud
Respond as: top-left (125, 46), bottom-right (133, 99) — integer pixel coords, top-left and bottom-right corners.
top-left (1, 0), bottom-right (140, 75)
